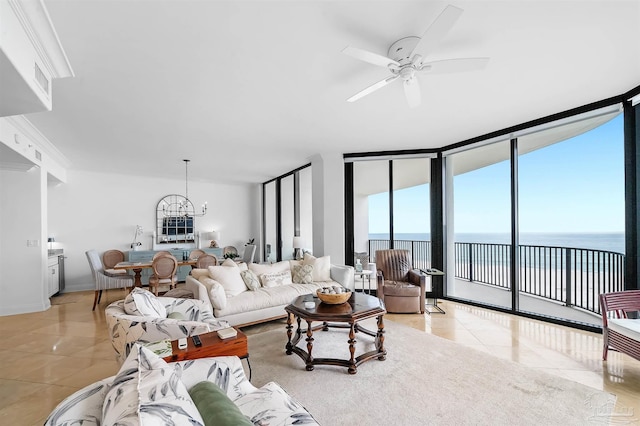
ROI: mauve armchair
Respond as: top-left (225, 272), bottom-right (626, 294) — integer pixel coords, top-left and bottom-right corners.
top-left (375, 249), bottom-right (425, 314)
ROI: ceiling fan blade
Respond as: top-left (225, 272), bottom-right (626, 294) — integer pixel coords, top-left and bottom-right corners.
top-left (347, 75), bottom-right (400, 102)
top-left (342, 46), bottom-right (400, 69)
top-left (419, 57), bottom-right (490, 74)
top-left (410, 5), bottom-right (463, 62)
top-left (403, 78), bottom-right (421, 108)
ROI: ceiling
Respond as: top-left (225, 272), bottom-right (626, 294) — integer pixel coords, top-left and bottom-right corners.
top-left (25, 0), bottom-right (640, 184)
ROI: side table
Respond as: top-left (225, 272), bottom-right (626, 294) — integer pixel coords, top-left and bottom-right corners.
top-left (355, 269), bottom-right (374, 294)
top-left (422, 268), bottom-right (445, 314)
top-left (163, 328), bottom-right (251, 379)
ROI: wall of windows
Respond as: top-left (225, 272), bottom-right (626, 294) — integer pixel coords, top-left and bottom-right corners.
top-left (344, 90), bottom-right (638, 330)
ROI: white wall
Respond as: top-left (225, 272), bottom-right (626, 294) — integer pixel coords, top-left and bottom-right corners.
top-left (311, 152), bottom-right (345, 263)
top-left (49, 169), bottom-right (258, 292)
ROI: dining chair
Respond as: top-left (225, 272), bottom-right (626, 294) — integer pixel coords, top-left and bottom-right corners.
top-left (148, 254), bottom-right (178, 296)
top-left (241, 244), bottom-right (256, 264)
top-left (102, 249), bottom-right (128, 277)
top-left (223, 246), bottom-right (237, 255)
top-left (196, 254), bottom-right (218, 269)
top-left (189, 249), bottom-right (206, 260)
top-left (152, 250), bottom-right (172, 260)
top-left (86, 250), bottom-right (134, 310)
top-left (189, 249), bottom-right (206, 269)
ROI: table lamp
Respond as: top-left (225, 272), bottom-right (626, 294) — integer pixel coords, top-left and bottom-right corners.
top-left (292, 236), bottom-right (304, 260)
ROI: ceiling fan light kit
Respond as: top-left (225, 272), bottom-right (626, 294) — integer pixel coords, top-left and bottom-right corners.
top-left (343, 4), bottom-right (489, 108)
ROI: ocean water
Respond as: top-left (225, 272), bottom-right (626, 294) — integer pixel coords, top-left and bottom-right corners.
top-left (368, 232), bottom-right (625, 254)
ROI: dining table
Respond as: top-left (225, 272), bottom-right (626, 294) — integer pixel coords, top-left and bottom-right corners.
top-left (114, 258), bottom-right (197, 288)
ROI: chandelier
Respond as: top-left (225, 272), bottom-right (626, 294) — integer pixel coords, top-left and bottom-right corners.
top-left (162, 159), bottom-right (207, 217)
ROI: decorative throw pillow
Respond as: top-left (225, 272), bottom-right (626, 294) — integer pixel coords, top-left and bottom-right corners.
top-left (303, 253), bottom-right (331, 282)
top-left (292, 264), bottom-right (314, 284)
top-left (248, 260), bottom-right (290, 277)
top-left (191, 268), bottom-right (210, 280)
top-left (221, 258), bottom-right (238, 267)
top-left (208, 265), bottom-right (247, 298)
top-left (289, 259), bottom-right (303, 270)
top-left (103, 344), bottom-right (205, 425)
top-left (197, 276), bottom-right (227, 310)
top-left (261, 270), bottom-right (293, 287)
top-left (240, 270), bottom-right (261, 291)
top-left (188, 381), bottom-right (252, 426)
top-left (123, 287), bottom-right (167, 317)
top-left (167, 311), bottom-right (186, 320)
top-left (137, 345), bottom-right (204, 426)
top-left (102, 343), bottom-right (142, 425)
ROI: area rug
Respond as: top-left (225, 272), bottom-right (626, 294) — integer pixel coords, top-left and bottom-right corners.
top-left (247, 319), bottom-right (615, 425)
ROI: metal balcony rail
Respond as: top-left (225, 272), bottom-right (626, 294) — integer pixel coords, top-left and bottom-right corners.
top-left (368, 239), bottom-right (625, 315)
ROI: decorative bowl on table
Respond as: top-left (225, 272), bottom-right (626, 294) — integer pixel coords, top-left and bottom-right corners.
top-left (316, 288), bottom-right (352, 304)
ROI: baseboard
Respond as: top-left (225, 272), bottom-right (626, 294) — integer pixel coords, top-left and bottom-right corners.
top-left (62, 283), bottom-right (94, 293)
top-left (0, 299), bottom-right (51, 316)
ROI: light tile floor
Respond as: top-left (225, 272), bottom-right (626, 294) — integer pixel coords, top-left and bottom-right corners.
top-left (0, 289), bottom-right (638, 425)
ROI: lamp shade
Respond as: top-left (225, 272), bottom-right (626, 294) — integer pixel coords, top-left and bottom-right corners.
top-left (209, 231), bottom-right (220, 241)
top-left (292, 236), bottom-right (304, 248)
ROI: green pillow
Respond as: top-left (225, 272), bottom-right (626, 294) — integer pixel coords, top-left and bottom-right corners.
top-left (188, 381), bottom-right (252, 426)
top-left (167, 311), bottom-right (186, 320)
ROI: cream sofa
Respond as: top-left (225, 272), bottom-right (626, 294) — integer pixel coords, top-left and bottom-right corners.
top-left (186, 256), bottom-right (354, 326)
top-left (45, 349), bottom-right (318, 425)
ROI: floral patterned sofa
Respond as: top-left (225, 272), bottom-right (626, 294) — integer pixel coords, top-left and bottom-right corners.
top-left (106, 288), bottom-right (229, 364)
top-left (45, 346), bottom-right (318, 425)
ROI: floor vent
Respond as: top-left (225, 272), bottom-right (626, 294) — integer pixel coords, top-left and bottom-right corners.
top-left (34, 62), bottom-right (50, 95)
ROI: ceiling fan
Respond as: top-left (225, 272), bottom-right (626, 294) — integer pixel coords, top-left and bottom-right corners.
top-left (342, 4), bottom-right (489, 108)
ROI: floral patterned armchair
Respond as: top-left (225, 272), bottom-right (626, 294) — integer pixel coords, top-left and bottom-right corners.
top-left (106, 296), bottom-right (228, 364)
top-left (45, 353), bottom-right (319, 426)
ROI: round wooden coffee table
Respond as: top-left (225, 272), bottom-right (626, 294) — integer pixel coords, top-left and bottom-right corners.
top-left (284, 292), bottom-right (387, 374)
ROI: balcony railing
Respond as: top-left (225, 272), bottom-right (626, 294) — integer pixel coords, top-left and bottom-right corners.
top-left (368, 239), bottom-right (625, 315)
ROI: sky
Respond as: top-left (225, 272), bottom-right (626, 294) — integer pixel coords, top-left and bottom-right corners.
top-left (369, 113), bottom-right (625, 234)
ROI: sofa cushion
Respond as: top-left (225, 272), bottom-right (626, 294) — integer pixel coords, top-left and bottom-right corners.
top-left (292, 264), bottom-right (314, 284)
top-left (137, 346), bottom-right (204, 425)
top-left (248, 261), bottom-right (290, 277)
top-left (123, 287), bottom-right (167, 318)
top-left (234, 381), bottom-right (319, 425)
top-left (198, 276), bottom-right (227, 310)
top-left (208, 265), bottom-right (247, 297)
top-left (609, 318), bottom-right (640, 341)
top-left (303, 254), bottom-right (331, 281)
top-left (240, 270), bottom-right (261, 291)
top-left (188, 381), bottom-right (252, 426)
top-left (261, 270), bottom-right (293, 287)
top-left (214, 283), bottom-right (327, 317)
